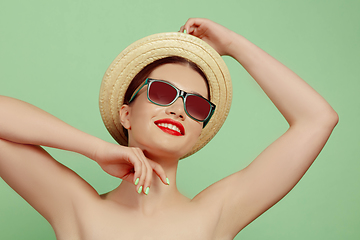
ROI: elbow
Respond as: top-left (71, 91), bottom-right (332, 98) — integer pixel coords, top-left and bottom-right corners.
top-left (293, 107), bottom-right (339, 131)
top-left (317, 108), bottom-right (339, 131)
top-left (328, 109), bottom-right (339, 129)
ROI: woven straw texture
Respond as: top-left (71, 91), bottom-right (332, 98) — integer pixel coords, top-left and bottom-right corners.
top-left (99, 32), bottom-right (232, 158)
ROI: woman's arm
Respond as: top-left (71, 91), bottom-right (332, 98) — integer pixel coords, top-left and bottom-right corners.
top-left (181, 19), bottom-right (338, 125)
top-left (228, 33), bottom-right (338, 127)
top-left (0, 96), bottom-right (167, 221)
top-left (0, 95), bottom-right (102, 158)
top-left (0, 138), bottom-right (98, 224)
top-left (181, 18), bottom-right (338, 238)
top-left (0, 95), bottom-right (167, 183)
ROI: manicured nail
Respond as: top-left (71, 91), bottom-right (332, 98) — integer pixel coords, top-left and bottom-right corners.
top-left (145, 187), bottom-right (150, 195)
top-left (183, 29), bottom-right (187, 34)
top-left (137, 186), bottom-right (143, 194)
top-left (166, 178), bottom-right (170, 185)
top-left (135, 178), bottom-right (139, 186)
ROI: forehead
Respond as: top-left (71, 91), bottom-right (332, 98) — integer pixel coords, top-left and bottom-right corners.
top-left (148, 63), bottom-right (208, 98)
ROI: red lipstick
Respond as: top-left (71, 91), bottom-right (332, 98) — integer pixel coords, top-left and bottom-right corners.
top-left (154, 118), bottom-right (185, 136)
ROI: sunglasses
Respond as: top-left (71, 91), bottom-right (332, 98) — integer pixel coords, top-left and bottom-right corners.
top-left (129, 78), bottom-right (216, 127)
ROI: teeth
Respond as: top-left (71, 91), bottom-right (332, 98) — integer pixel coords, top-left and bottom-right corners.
top-left (157, 123), bottom-right (181, 134)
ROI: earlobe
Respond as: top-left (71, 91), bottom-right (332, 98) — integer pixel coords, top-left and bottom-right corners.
top-left (119, 105), bottom-right (131, 130)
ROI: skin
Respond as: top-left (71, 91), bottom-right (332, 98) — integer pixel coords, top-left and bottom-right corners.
top-left (0, 18), bottom-right (338, 240)
top-left (122, 63), bottom-right (206, 162)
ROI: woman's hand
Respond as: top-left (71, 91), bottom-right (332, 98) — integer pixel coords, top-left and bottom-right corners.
top-left (180, 18), bottom-right (237, 56)
top-left (93, 142), bottom-right (169, 194)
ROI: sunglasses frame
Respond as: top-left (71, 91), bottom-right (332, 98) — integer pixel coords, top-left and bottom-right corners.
top-left (129, 78), bottom-right (216, 127)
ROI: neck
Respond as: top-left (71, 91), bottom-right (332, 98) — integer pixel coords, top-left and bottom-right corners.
top-left (102, 157), bottom-right (189, 215)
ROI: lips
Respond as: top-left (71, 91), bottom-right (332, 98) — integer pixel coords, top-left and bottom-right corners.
top-left (154, 118), bottom-right (185, 136)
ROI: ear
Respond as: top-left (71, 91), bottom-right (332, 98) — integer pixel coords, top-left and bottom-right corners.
top-left (119, 104), bottom-right (131, 130)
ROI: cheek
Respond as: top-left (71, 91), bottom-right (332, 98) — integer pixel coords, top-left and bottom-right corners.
top-left (127, 104), bottom-right (156, 147)
top-left (186, 121), bottom-right (203, 142)
top-left (129, 94), bottom-right (152, 119)
top-left (192, 123), bottom-right (203, 137)
top-left (128, 97), bottom-right (163, 134)
top-left (130, 104), bottom-right (154, 127)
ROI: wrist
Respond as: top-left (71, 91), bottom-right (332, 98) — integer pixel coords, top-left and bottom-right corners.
top-left (227, 33), bottom-right (251, 59)
top-left (85, 136), bottom-right (108, 162)
top-left (59, 128), bottom-right (106, 162)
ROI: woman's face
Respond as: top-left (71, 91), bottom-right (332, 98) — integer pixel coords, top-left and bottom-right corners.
top-left (120, 63), bottom-right (209, 160)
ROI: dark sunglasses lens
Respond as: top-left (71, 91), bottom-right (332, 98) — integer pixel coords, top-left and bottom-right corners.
top-left (185, 95), bottom-right (211, 121)
top-left (149, 81), bottom-right (177, 105)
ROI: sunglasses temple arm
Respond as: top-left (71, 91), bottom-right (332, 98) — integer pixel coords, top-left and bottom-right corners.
top-left (203, 105), bottom-right (216, 128)
top-left (129, 79), bottom-right (149, 103)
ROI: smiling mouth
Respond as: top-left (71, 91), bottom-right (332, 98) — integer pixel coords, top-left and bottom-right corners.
top-left (154, 119), bottom-right (185, 136)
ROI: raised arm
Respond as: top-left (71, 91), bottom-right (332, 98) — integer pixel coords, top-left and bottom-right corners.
top-left (181, 18), bottom-right (338, 238)
top-left (0, 96), bottom-right (167, 222)
top-left (0, 95), bottom-right (102, 158)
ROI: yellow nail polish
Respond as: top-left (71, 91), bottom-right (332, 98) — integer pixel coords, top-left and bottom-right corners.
top-left (137, 186), bottom-right (143, 194)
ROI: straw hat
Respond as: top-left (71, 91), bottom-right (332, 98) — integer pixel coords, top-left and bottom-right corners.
top-left (99, 32), bottom-right (232, 158)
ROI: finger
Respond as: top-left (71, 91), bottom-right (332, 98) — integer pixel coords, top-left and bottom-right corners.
top-left (119, 170), bottom-right (135, 183)
top-left (123, 148), bottom-right (143, 189)
top-left (134, 148), bottom-right (152, 194)
top-left (127, 150), bottom-right (142, 185)
top-left (148, 160), bottom-right (169, 185)
top-left (142, 155), bottom-right (153, 195)
top-left (133, 148), bottom-right (147, 194)
top-left (188, 25), bottom-right (197, 35)
top-left (183, 18), bottom-right (202, 34)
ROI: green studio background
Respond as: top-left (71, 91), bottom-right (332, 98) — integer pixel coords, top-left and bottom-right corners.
top-left (0, 0), bottom-right (359, 239)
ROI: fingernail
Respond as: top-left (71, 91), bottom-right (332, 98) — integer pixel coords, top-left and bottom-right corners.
top-left (135, 178), bottom-right (139, 186)
top-left (145, 187), bottom-right (150, 195)
top-left (137, 186), bottom-right (143, 194)
top-left (166, 178), bottom-right (170, 185)
top-left (183, 29), bottom-right (187, 34)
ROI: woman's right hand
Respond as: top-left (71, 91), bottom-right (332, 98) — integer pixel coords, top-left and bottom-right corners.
top-left (93, 142), bottom-right (169, 194)
top-left (180, 18), bottom-right (238, 57)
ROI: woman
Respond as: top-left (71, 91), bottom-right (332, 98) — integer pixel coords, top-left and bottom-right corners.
top-left (0, 18), bottom-right (338, 239)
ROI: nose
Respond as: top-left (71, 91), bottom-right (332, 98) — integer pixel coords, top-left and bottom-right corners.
top-left (165, 97), bottom-right (186, 120)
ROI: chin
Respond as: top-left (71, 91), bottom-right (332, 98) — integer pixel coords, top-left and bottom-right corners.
top-left (128, 123), bottom-right (200, 161)
top-left (134, 137), bottom-right (194, 161)
top-left (147, 142), bottom-right (192, 160)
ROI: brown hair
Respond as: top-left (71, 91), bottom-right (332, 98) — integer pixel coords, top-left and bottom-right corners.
top-left (122, 56), bottom-right (209, 138)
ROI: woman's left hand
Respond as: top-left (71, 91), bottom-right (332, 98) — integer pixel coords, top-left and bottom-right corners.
top-left (93, 141), bottom-right (169, 194)
top-left (180, 18), bottom-right (237, 56)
